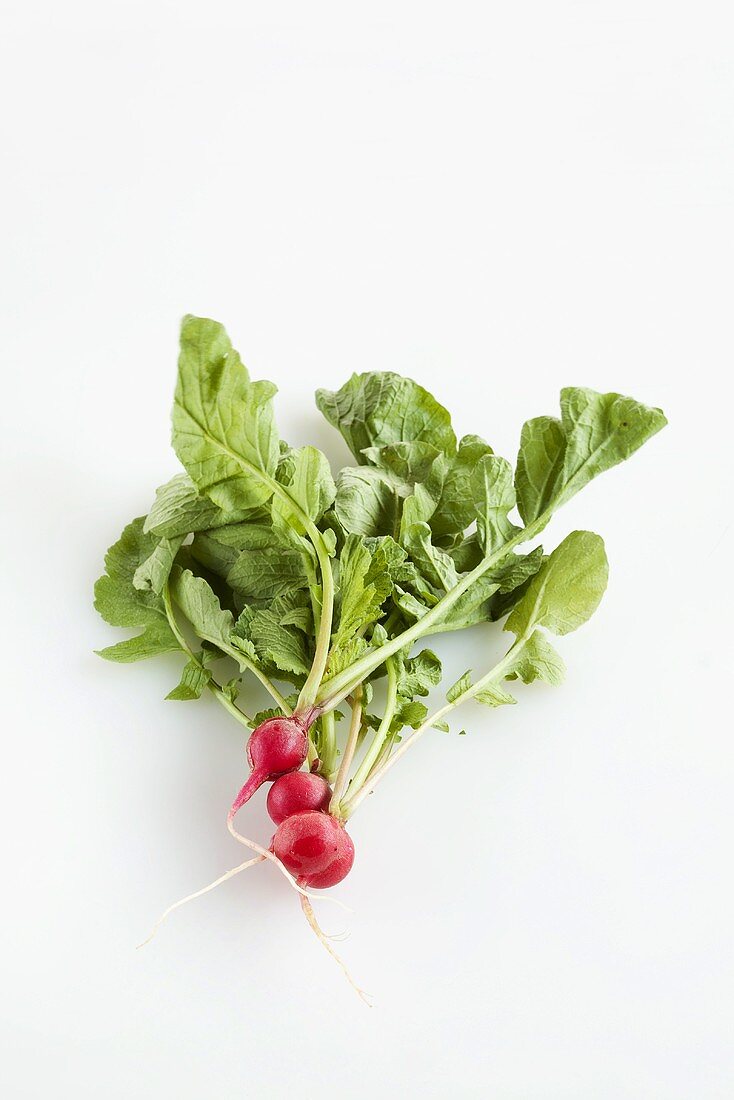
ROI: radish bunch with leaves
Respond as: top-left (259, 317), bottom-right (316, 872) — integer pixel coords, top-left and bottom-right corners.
top-left (95, 315), bottom-right (666, 994)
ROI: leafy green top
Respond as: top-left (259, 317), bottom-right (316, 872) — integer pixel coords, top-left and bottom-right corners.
top-left (95, 315), bottom-right (666, 813)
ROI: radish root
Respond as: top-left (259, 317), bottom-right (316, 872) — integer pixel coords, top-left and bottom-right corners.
top-left (226, 812), bottom-right (351, 912)
top-left (137, 854), bottom-right (266, 948)
top-left (300, 894), bottom-right (371, 1006)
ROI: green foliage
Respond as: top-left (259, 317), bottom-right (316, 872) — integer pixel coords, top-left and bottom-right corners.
top-left (173, 316), bottom-right (279, 512)
top-left (95, 316), bottom-right (665, 796)
top-left (505, 531), bottom-right (609, 638)
top-left (94, 519), bottom-right (180, 662)
top-left (166, 659), bottom-right (213, 700)
top-left (515, 387), bottom-right (666, 526)
top-left (316, 371), bottom-right (457, 462)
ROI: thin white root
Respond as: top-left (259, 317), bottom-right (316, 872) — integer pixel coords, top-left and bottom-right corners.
top-left (300, 894), bottom-right (372, 1006)
top-left (226, 813), bottom-right (316, 899)
top-left (137, 855), bottom-right (266, 948)
top-left (226, 814), bottom-right (351, 912)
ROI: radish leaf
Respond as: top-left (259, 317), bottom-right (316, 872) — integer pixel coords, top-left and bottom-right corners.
top-left (316, 371), bottom-right (457, 462)
top-left (173, 316), bottom-right (279, 512)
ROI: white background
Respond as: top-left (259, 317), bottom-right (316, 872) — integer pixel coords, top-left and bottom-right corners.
top-left (1, 3), bottom-right (733, 1097)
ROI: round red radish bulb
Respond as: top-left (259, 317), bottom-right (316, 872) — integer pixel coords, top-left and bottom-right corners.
top-left (272, 810), bottom-right (355, 889)
top-left (229, 716), bottom-right (309, 818)
top-left (266, 771), bottom-right (332, 825)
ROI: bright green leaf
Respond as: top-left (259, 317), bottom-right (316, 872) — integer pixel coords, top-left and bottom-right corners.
top-left (431, 434), bottom-right (495, 538)
top-left (402, 523), bottom-right (459, 593)
top-left (133, 536), bottom-right (184, 596)
top-left (173, 316), bottom-right (280, 512)
top-left (223, 525), bottom-right (310, 602)
top-left (505, 530), bottom-right (608, 637)
top-left (516, 388), bottom-right (667, 525)
top-left (94, 518), bottom-right (179, 662)
top-left (166, 659), bottom-right (213, 700)
top-left (144, 472), bottom-right (258, 538)
top-left (170, 567), bottom-right (235, 649)
top-left (471, 455), bottom-right (520, 555)
top-left (447, 671), bottom-right (473, 703)
top-left (272, 445), bottom-right (336, 533)
top-left (506, 630), bottom-right (566, 686)
top-left (316, 371), bottom-right (457, 462)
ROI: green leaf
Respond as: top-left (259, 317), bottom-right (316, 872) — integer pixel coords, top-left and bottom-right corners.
top-left (173, 316), bottom-right (280, 512)
top-left (514, 417), bottom-right (566, 527)
top-left (222, 525), bottom-right (310, 602)
top-left (448, 533), bottom-right (484, 573)
top-left (332, 534), bottom-right (392, 654)
top-left (272, 445), bottom-right (336, 533)
top-left (170, 567), bottom-right (235, 648)
top-left (230, 609), bottom-right (259, 663)
top-left (431, 434), bottom-right (494, 538)
top-left (326, 635), bottom-right (370, 678)
top-left (333, 465), bottom-right (401, 538)
top-left (395, 648), bottom-right (442, 698)
top-left (96, 621), bottom-right (181, 663)
top-left (516, 388), bottom-right (667, 525)
top-left (94, 518), bottom-right (179, 662)
top-left (333, 442), bottom-right (448, 540)
top-left (447, 671), bottom-right (473, 703)
top-left (133, 536), bottom-right (184, 596)
top-left (506, 631), bottom-right (566, 686)
top-left (492, 547), bottom-right (545, 595)
top-left (390, 698), bottom-right (429, 733)
top-left (250, 706), bottom-right (283, 730)
top-left (189, 528), bottom-right (244, 580)
top-left (473, 682), bottom-right (517, 707)
top-left (402, 523), bottom-right (459, 593)
top-left (250, 593), bottom-right (313, 675)
top-left (363, 441), bottom-right (450, 539)
top-left (166, 659), bottom-right (212, 700)
top-left (144, 472), bottom-right (258, 538)
top-left (316, 371), bottom-right (457, 463)
top-left (471, 455), bottom-right (520, 555)
top-left (505, 530), bottom-right (608, 637)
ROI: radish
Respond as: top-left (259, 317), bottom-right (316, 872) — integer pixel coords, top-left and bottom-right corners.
top-left (272, 810), bottom-right (355, 889)
top-left (267, 771), bottom-right (332, 825)
top-left (229, 715), bottom-right (310, 816)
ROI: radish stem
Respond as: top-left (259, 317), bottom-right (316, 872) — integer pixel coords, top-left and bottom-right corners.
top-left (319, 710), bottom-right (337, 779)
top-left (162, 586), bottom-right (254, 730)
top-left (344, 657), bottom-right (398, 802)
top-left (343, 640), bottom-right (527, 815)
top-left (330, 687), bottom-right (363, 814)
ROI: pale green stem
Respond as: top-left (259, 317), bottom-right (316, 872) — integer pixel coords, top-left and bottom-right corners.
top-left (302, 552), bottom-right (322, 634)
top-left (329, 688), bottom-right (363, 814)
top-left (162, 586), bottom-right (253, 731)
top-left (343, 657), bottom-right (398, 802)
top-left (296, 528), bottom-right (334, 712)
top-left (319, 710), bottom-right (337, 777)
top-left (208, 636), bottom-right (291, 714)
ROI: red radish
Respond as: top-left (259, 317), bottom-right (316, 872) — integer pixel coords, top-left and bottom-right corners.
top-left (272, 810), bottom-right (355, 889)
top-left (229, 716), bottom-right (309, 817)
top-left (267, 771), bottom-right (332, 825)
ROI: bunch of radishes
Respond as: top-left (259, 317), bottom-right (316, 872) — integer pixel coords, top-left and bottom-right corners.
top-left (95, 315), bottom-right (666, 997)
top-left (233, 714), bottom-right (355, 890)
